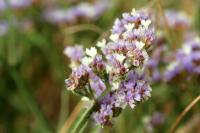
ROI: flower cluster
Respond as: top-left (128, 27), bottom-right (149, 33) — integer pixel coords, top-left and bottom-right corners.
top-left (93, 71), bottom-right (152, 125)
top-left (146, 32), bottom-right (200, 83)
top-left (43, 0), bottom-right (109, 24)
top-left (144, 112), bottom-right (165, 133)
top-left (164, 10), bottom-right (191, 30)
top-left (0, 21), bottom-right (8, 36)
top-left (164, 34), bottom-right (200, 81)
top-left (0, 0), bottom-right (32, 11)
top-left (64, 45), bottom-right (84, 68)
top-left (146, 10), bottom-right (196, 83)
top-left (0, 19), bottom-right (33, 37)
top-left (146, 31), bottom-right (169, 82)
top-left (65, 9), bottom-right (154, 126)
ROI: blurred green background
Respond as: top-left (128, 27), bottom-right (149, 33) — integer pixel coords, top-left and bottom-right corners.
top-left (0, 0), bottom-right (200, 133)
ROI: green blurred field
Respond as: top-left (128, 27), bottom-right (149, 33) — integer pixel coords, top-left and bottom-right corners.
top-left (0, 0), bottom-right (200, 133)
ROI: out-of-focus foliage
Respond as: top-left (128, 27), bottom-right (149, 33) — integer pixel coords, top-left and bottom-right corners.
top-left (0, 0), bottom-right (200, 133)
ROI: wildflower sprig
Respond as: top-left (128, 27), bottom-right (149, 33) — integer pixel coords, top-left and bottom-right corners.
top-left (64, 8), bottom-right (155, 126)
top-left (164, 35), bottom-right (200, 81)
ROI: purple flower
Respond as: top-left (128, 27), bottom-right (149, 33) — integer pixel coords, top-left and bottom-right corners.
top-left (145, 112), bottom-right (165, 133)
top-left (9, 0), bottom-right (32, 9)
top-left (92, 70), bottom-right (152, 125)
top-left (0, 0), bottom-right (32, 11)
top-left (65, 65), bottom-right (91, 91)
top-left (43, 8), bottom-right (77, 24)
top-left (164, 10), bottom-right (191, 29)
top-left (0, 21), bottom-right (8, 36)
top-left (64, 45), bottom-right (84, 68)
top-left (0, 19), bottom-right (34, 36)
top-left (72, 1), bottom-right (109, 19)
top-left (160, 34), bottom-right (200, 82)
top-left (177, 39), bottom-right (200, 74)
top-left (93, 104), bottom-right (113, 126)
top-left (176, 36), bottom-right (200, 74)
top-left (91, 55), bottom-right (106, 73)
top-left (0, 0), bottom-right (6, 11)
top-left (163, 61), bottom-right (182, 81)
top-left (110, 9), bottom-right (154, 45)
top-left (112, 19), bottom-right (125, 34)
top-left (185, 52), bottom-right (200, 73)
top-left (90, 76), bottom-right (106, 98)
top-left (43, 0), bottom-right (110, 24)
top-left (65, 8), bottom-right (154, 126)
top-left (150, 112), bottom-right (165, 126)
top-left (64, 45), bottom-right (84, 62)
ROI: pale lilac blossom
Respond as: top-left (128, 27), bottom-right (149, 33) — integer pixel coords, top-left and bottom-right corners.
top-left (65, 8), bottom-right (154, 126)
top-left (43, 0), bottom-right (109, 24)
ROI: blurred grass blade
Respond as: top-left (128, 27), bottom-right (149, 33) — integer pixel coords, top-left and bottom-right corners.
top-left (60, 101), bottom-right (95, 133)
top-left (156, 0), bottom-right (176, 49)
top-left (57, 90), bottom-right (69, 132)
top-left (0, 56), bottom-right (52, 132)
top-left (62, 24), bottom-right (103, 35)
top-left (169, 95), bottom-right (200, 133)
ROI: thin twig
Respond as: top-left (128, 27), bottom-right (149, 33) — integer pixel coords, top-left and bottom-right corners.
top-left (175, 113), bottom-right (200, 133)
top-left (169, 95), bottom-right (200, 133)
top-left (144, 0), bottom-right (157, 9)
top-left (56, 90), bottom-right (69, 132)
top-left (156, 0), bottom-right (176, 49)
top-left (69, 102), bottom-right (95, 133)
top-left (63, 24), bottom-right (103, 35)
top-left (59, 101), bottom-right (84, 133)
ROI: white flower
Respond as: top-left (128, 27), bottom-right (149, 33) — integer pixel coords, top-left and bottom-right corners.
top-left (82, 57), bottom-right (93, 65)
top-left (127, 51), bottom-right (134, 57)
top-left (134, 94), bottom-right (141, 101)
top-left (194, 37), bottom-right (200, 44)
top-left (133, 59), bottom-right (140, 66)
top-left (111, 82), bottom-right (120, 90)
top-left (144, 90), bottom-right (151, 99)
top-left (106, 65), bottom-right (112, 73)
top-left (141, 19), bottom-right (151, 29)
top-left (166, 61), bottom-right (179, 71)
top-left (96, 39), bottom-right (106, 48)
top-left (114, 53), bottom-right (126, 63)
top-left (129, 99), bottom-right (135, 109)
top-left (143, 86), bottom-right (152, 100)
top-left (122, 31), bottom-right (129, 38)
top-left (124, 61), bottom-right (130, 69)
top-left (65, 79), bottom-right (75, 91)
top-left (81, 96), bottom-right (90, 101)
top-left (182, 44), bottom-right (191, 55)
top-left (69, 62), bottom-right (78, 69)
top-left (63, 47), bottom-right (68, 56)
top-left (115, 92), bottom-right (127, 109)
top-left (78, 3), bottom-right (96, 18)
top-left (110, 34), bottom-right (119, 42)
top-left (135, 41), bottom-right (145, 50)
top-left (142, 50), bottom-right (149, 65)
top-left (125, 23), bottom-right (135, 32)
top-left (135, 67), bottom-right (145, 75)
top-left (86, 47), bottom-right (97, 58)
top-left (131, 8), bottom-right (136, 16)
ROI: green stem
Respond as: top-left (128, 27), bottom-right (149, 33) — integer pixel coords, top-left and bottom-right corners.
top-left (156, 0), bottom-right (176, 49)
top-left (68, 101), bottom-right (95, 133)
top-left (98, 74), bottom-right (111, 101)
top-left (62, 24), bottom-right (103, 35)
top-left (0, 57), bottom-right (52, 132)
top-left (57, 89), bottom-right (69, 132)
